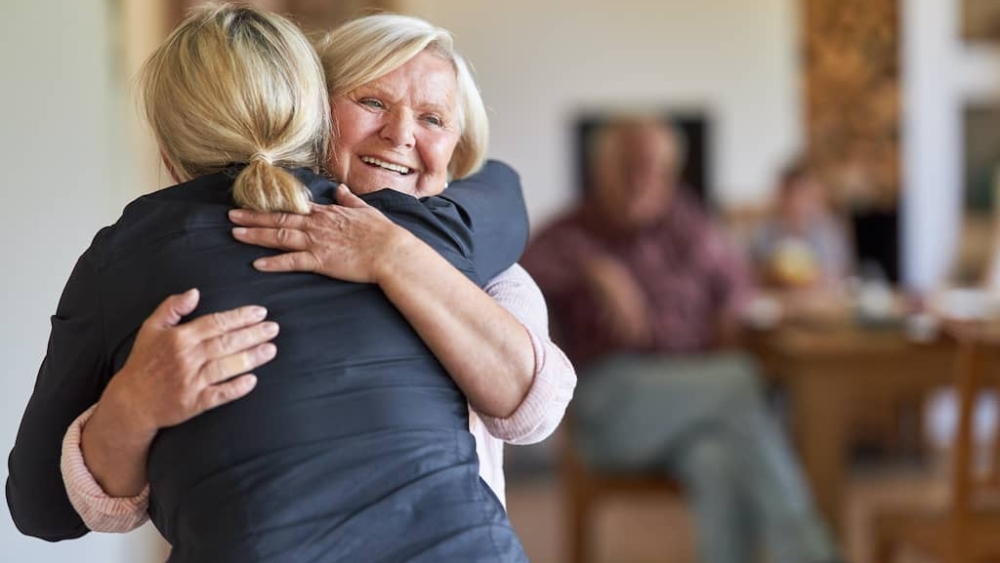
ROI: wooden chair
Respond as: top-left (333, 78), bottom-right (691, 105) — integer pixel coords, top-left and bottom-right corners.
top-left (872, 328), bottom-right (1000, 563)
top-left (560, 414), bottom-right (683, 563)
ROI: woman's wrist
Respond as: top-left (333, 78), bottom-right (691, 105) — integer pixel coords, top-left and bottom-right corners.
top-left (371, 227), bottom-right (424, 286)
top-left (95, 373), bottom-right (159, 443)
top-left (80, 376), bottom-right (158, 498)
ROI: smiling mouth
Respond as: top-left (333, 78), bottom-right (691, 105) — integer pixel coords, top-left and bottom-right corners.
top-left (360, 156), bottom-right (413, 175)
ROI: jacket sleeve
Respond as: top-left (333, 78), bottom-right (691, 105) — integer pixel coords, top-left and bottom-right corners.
top-left (6, 247), bottom-right (110, 541)
top-left (436, 160), bottom-right (529, 282)
top-left (473, 264), bottom-right (576, 444)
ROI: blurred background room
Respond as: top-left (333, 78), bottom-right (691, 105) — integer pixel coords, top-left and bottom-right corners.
top-left (6, 0), bottom-right (1000, 562)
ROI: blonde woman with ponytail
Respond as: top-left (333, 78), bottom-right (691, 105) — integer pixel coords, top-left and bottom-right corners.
top-left (9, 5), bottom-right (537, 561)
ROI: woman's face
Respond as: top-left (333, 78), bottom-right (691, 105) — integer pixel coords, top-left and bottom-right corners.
top-left (781, 176), bottom-right (825, 228)
top-left (328, 50), bottom-right (461, 197)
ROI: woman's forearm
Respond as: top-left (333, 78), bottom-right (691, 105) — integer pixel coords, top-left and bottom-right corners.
top-left (78, 293), bottom-right (273, 498)
top-left (228, 194), bottom-right (536, 417)
top-left (79, 383), bottom-right (157, 497)
top-left (475, 265), bottom-right (576, 443)
top-left (375, 233), bottom-right (535, 418)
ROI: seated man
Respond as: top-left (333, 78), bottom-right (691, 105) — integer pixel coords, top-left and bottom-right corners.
top-left (523, 117), bottom-right (841, 563)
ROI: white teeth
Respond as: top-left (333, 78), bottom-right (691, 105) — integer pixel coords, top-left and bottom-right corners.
top-left (361, 156), bottom-right (410, 174)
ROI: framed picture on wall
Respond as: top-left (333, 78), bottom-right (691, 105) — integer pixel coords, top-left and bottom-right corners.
top-left (953, 103), bottom-right (1000, 282)
top-left (963, 104), bottom-right (1000, 214)
top-left (962, 0), bottom-right (1000, 42)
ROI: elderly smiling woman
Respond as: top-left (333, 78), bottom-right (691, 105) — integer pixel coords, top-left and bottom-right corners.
top-left (8, 6), bottom-right (574, 562)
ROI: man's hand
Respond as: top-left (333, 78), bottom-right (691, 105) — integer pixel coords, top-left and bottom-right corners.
top-left (583, 255), bottom-right (652, 346)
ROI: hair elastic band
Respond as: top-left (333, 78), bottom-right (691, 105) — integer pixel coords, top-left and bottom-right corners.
top-left (250, 152), bottom-right (273, 165)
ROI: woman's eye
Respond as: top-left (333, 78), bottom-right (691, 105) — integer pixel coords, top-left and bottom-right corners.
top-left (359, 98), bottom-right (385, 109)
top-left (423, 115), bottom-right (443, 127)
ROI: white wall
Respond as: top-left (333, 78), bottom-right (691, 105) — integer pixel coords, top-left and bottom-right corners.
top-left (399, 0), bottom-right (803, 225)
top-left (0, 1), bottom-right (157, 561)
top-left (902, 0), bottom-right (1000, 290)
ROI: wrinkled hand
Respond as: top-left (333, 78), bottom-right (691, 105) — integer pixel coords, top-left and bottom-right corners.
top-left (229, 185), bottom-right (412, 284)
top-left (583, 255), bottom-right (653, 346)
top-left (102, 289), bottom-right (278, 435)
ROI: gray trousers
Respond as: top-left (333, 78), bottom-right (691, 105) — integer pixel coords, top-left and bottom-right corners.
top-left (574, 352), bottom-right (837, 563)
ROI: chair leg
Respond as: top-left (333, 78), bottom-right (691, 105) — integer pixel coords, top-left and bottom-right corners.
top-left (566, 488), bottom-right (591, 563)
top-left (873, 538), bottom-right (894, 563)
top-left (948, 522), bottom-right (968, 563)
top-left (871, 523), bottom-right (895, 563)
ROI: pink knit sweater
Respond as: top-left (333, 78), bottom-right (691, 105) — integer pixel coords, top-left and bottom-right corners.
top-left (61, 264), bottom-right (576, 532)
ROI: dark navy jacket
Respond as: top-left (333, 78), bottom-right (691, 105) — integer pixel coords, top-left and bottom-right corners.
top-left (7, 162), bottom-right (530, 562)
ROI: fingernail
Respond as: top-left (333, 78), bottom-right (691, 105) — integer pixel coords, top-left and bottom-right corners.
top-left (232, 227), bottom-right (247, 236)
top-left (229, 209), bottom-right (245, 219)
top-left (249, 306), bottom-right (267, 320)
top-left (253, 258), bottom-right (268, 269)
top-left (262, 321), bottom-right (279, 335)
top-left (261, 343), bottom-right (277, 358)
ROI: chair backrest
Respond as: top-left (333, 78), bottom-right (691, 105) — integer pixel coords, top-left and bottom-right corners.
top-left (948, 330), bottom-right (1000, 559)
top-left (951, 334), bottom-right (1000, 498)
top-left (559, 408), bottom-right (682, 563)
top-left (951, 337), bottom-right (978, 521)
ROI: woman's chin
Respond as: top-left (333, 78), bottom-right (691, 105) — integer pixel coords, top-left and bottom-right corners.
top-left (347, 172), bottom-right (418, 196)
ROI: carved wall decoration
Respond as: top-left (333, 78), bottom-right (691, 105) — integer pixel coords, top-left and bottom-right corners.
top-left (963, 0), bottom-right (1000, 42)
top-left (803, 0), bottom-right (901, 209)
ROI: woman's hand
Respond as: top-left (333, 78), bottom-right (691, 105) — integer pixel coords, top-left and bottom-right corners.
top-left (98, 289), bottom-right (277, 435)
top-left (229, 185), bottom-right (414, 283)
top-left (83, 289), bottom-right (279, 496)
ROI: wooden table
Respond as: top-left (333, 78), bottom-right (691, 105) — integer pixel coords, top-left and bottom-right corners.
top-left (747, 324), bottom-right (957, 536)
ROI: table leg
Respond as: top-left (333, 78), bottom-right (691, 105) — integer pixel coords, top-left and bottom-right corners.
top-left (789, 370), bottom-right (852, 537)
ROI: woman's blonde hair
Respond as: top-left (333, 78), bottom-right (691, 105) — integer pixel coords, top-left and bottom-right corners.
top-left (314, 14), bottom-right (489, 180)
top-left (140, 3), bottom-right (330, 213)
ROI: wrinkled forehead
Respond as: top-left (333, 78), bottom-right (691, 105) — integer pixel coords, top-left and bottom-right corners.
top-left (624, 124), bottom-right (678, 160)
top-left (596, 125), bottom-right (678, 178)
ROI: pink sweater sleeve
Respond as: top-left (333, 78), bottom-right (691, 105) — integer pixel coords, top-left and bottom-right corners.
top-left (475, 264), bottom-right (577, 445)
top-left (61, 404), bottom-right (150, 533)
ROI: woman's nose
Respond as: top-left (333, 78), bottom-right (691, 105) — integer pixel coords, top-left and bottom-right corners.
top-left (380, 110), bottom-right (416, 149)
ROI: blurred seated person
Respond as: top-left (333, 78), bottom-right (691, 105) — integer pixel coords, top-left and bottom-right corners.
top-left (748, 160), bottom-right (855, 325)
top-left (523, 117), bottom-right (840, 563)
top-left (752, 160), bottom-right (852, 291)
